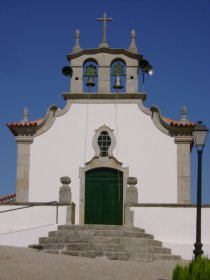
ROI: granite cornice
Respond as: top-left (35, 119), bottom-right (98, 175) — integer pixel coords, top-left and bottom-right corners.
top-left (67, 48), bottom-right (143, 61)
top-left (8, 125), bottom-right (37, 137)
top-left (150, 106), bottom-right (195, 137)
top-left (174, 136), bottom-right (194, 144)
top-left (63, 93), bottom-right (147, 101)
top-left (35, 102), bottom-right (73, 136)
top-left (150, 106), bottom-right (170, 135)
top-left (34, 105), bottom-right (58, 136)
top-left (15, 136), bottom-right (34, 144)
top-left (137, 99), bottom-right (152, 117)
top-left (7, 105), bottom-right (59, 137)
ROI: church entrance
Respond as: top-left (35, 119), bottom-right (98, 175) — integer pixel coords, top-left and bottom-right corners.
top-left (84, 168), bottom-right (123, 225)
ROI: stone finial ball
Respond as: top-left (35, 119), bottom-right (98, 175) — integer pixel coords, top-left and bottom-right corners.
top-left (60, 176), bottom-right (71, 185)
top-left (131, 30), bottom-right (136, 37)
top-left (127, 177), bottom-right (138, 185)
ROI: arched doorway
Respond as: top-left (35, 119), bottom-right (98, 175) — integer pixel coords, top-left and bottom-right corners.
top-left (85, 167), bottom-right (123, 225)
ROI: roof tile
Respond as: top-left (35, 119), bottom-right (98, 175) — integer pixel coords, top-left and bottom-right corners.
top-left (163, 117), bottom-right (196, 127)
top-left (0, 193), bottom-right (16, 203)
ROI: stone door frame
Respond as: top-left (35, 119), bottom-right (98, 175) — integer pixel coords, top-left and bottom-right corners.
top-left (79, 157), bottom-right (129, 225)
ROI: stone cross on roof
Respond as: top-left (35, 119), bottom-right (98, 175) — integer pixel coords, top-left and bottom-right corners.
top-left (97, 12), bottom-right (112, 48)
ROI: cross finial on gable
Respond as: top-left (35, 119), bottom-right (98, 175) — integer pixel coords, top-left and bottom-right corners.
top-left (97, 12), bottom-right (112, 48)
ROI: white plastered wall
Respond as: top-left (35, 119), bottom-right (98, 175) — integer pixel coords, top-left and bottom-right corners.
top-left (29, 103), bottom-right (177, 223)
top-left (0, 205), bottom-right (66, 247)
top-left (132, 207), bottom-right (210, 260)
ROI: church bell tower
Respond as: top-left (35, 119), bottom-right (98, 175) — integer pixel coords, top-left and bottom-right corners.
top-left (62, 12), bottom-right (152, 96)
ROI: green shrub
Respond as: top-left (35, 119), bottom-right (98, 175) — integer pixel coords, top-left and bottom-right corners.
top-left (172, 256), bottom-right (210, 280)
top-left (172, 264), bottom-right (190, 280)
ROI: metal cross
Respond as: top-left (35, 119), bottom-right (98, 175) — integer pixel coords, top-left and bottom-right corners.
top-left (97, 12), bottom-right (112, 47)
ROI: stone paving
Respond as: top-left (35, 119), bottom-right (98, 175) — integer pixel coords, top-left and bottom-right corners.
top-left (0, 246), bottom-right (189, 280)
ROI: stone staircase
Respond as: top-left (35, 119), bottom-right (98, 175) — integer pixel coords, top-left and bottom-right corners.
top-left (36, 225), bottom-right (181, 262)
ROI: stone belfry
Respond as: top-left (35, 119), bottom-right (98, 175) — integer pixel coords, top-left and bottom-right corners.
top-left (63, 13), bottom-right (151, 95)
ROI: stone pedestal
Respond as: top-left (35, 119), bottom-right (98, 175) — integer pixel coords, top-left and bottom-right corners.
top-left (125, 177), bottom-right (138, 226)
top-left (175, 136), bottom-right (192, 203)
top-left (126, 177), bottom-right (138, 203)
top-left (59, 177), bottom-right (75, 225)
top-left (59, 176), bottom-right (72, 204)
top-left (124, 206), bottom-right (134, 227)
top-left (15, 136), bottom-right (34, 202)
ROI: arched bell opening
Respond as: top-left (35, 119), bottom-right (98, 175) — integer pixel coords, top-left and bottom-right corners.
top-left (83, 59), bottom-right (98, 93)
top-left (110, 59), bottom-right (126, 93)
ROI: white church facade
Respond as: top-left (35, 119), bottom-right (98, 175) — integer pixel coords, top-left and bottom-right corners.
top-left (0, 15), bottom-right (209, 260)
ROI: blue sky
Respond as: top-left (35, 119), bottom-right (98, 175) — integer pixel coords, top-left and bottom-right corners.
top-left (0, 0), bottom-right (209, 203)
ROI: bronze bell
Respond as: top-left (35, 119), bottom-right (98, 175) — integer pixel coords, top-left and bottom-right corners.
top-left (113, 74), bottom-right (123, 90)
top-left (86, 76), bottom-right (95, 88)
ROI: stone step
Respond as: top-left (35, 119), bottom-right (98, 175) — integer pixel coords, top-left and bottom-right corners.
top-left (39, 235), bottom-right (162, 247)
top-left (48, 229), bottom-right (153, 239)
top-left (153, 253), bottom-right (181, 261)
top-left (57, 225), bottom-right (145, 233)
top-left (41, 242), bottom-right (172, 255)
top-left (34, 224), bottom-right (181, 262)
top-left (40, 236), bottom-right (90, 244)
top-left (66, 243), bottom-right (123, 252)
top-left (106, 252), bottom-right (154, 262)
top-left (28, 244), bottom-right (43, 250)
top-left (42, 242), bottom-right (155, 253)
top-left (44, 248), bottom-right (178, 262)
top-left (62, 250), bottom-right (154, 262)
top-left (148, 239), bottom-right (162, 247)
top-left (152, 247), bottom-right (171, 254)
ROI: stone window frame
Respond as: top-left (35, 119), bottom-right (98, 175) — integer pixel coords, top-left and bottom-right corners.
top-left (92, 125), bottom-right (116, 159)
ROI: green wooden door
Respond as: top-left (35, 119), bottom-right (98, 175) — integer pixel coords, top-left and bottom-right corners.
top-left (85, 168), bottom-right (123, 225)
